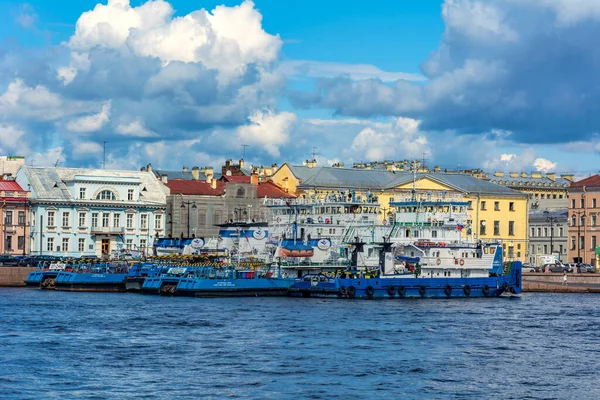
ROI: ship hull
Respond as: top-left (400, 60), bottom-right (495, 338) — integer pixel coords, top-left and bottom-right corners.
top-left (141, 276), bottom-right (295, 297)
top-left (53, 272), bottom-right (127, 292)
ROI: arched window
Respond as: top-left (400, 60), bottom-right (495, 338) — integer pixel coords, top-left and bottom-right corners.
top-left (236, 187), bottom-right (245, 198)
top-left (96, 190), bottom-right (116, 200)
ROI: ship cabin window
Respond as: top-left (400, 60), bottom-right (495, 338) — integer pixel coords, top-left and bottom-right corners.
top-left (484, 247), bottom-right (488, 254)
top-left (490, 247), bottom-right (495, 254)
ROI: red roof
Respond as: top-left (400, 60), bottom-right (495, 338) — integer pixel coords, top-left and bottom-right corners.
top-left (166, 179), bottom-right (225, 196)
top-left (0, 180), bottom-right (26, 192)
top-left (571, 174), bottom-right (600, 187)
top-left (221, 175), bottom-right (251, 183)
top-left (257, 181), bottom-right (296, 198)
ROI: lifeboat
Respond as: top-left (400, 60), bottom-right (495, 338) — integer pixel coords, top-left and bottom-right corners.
top-left (280, 248), bottom-right (315, 258)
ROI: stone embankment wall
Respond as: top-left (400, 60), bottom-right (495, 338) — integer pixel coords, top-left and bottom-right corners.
top-left (523, 273), bottom-right (600, 293)
top-left (0, 267), bottom-right (35, 287)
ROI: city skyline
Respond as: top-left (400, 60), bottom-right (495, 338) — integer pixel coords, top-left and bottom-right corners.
top-left (0, 0), bottom-right (598, 175)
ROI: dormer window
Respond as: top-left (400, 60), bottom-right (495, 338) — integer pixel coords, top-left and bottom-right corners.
top-left (79, 188), bottom-right (87, 199)
top-left (128, 189), bottom-right (134, 201)
top-left (96, 190), bottom-right (116, 200)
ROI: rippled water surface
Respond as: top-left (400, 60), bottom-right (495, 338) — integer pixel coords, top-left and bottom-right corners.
top-left (1, 289), bottom-right (598, 399)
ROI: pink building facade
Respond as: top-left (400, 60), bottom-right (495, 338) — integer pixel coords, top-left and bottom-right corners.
top-left (0, 179), bottom-right (30, 255)
top-left (567, 175), bottom-right (600, 267)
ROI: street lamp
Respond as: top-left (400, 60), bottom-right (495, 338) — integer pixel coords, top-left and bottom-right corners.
top-left (543, 210), bottom-right (559, 254)
top-left (181, 200), bottom-right (197, 238)
top-left (573, 210), bottom-right (586, 263)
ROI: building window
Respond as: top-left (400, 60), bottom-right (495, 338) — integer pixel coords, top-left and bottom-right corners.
top-left (62, 212), bottom-right (70, 227)
top-left (62, 238), bottom-right (69, 252)
top-left (78, 238), bottom-right (85, 252)
top-left (481, 201), bottom-right (486, 211)
top-left (236, 187), bottom-right (245, 198)
top-left (493, 221), bottom-right (500, 236)
top-left (509, 202), bottom-right (515, 211)
top-left (140, 214), bottom-right (148, 229)
top-left (571, 236), bottom-right (576, 250)
top-left (593, 198), bottom-right (597, 208)
top-left (18, 211), bottom-right (25, 225)
top-left (467, 201), bottom-right (473, 210)
top-left (18, 236), bottom-right (24, 250)
top-left (580, 216), bottom-right (586, 226)
top-left (543, 245), bottom-right (548, 254)
top-left (537, 227), bottom-right (542, 237)
top-left (79, 188), bottom-right (86, 199)
top-left (214, 212), bottom-right (222, 225)
top-left (553, 194), bottom-right (557, 199)
top-left (480, 220), bottom-right (486, 235)
top-left (113, 214), bottom-right (121, 228)
top-left (559, 244), bottom-right (563, 254)
top-left (592, 236), bottom-right (597, 251)
top-left (198, 212), bottom-right (206, 226)
top-left (140, 239), bottom-right (147, 251)
top-left (571, 199), bottom-right (575, 208)
top-left (494, 201), bottom-right (500, 211)
top-left (508, 221), bottom-right (515, 236)
top-left (92, 213), bottom-right (99, 228)
top-left (543, 227), bottom-right (548, 237)
top-left (432, 230), bottom-right (438, 238)
top-left (517, 243), bottom-right (521, 250)
top-left (47, 237), bottom-right (54, 252)
top-left (126, 239), bottom-right (133, 249)
top-left (530, 227), bottom-right (535, 237)
top-left (78, 212), bottom-right (86, 227)
top-left (128, 189), bottom-right (134, 201)
top-left (517, 251), bottom-right (521, 258)
top-left (5, 210), bottom-right (12, 225)
top-left (581, 198), bottom-right (585, 208)
top-left (155, 214), bottom-right (162, 229)
top-left (96, 190), bottom-right (116, 200)
top-left (571, 215), bottom-right (576, 226)
top-left (559, 227), bottom-right (564, 237)
top-left (579, 236), bottom-right (585, 250)
top-left (127, 214), bottom-right (134, 229)
top-left (508, 246), bottom-right (514, 259)
top-left (102, 213), bottom-right (109, 228)
top-left (32, 211), bottom-right (35, 226)
top-left (47, 211), bottom-right (55, 227)
top-left (592, 215), bottom-right (597, 227)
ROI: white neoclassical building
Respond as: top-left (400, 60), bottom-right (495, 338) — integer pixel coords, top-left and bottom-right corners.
top-left (16, 166), bottom-right (169, 257)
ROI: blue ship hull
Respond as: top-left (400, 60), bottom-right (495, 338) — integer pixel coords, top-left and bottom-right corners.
top-left (141, 276), bottom-right (295, 297)
top-left (291, 263), bottom-right (522, 299)
top-left (25, 271), bottom-right (60, 289)
top-left (54, 272), bottom-right (128, 292)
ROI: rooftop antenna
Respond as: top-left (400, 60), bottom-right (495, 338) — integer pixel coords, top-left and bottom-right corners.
top-left (241, 144), bottom-right (249, 159)
top-left (422, 152), bottom-right (426, 170)
top-left (30, 158), bottom-right (36, 167)
top-left (103, 141), bottom-right (107, 169)
top-left (54, 159), bottom-right (62, 167)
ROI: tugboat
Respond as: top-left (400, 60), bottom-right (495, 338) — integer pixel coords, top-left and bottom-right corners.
top-left (290, 237), bottom-right (522, 299)
top-left (25, 260), bottom-right (66, 289)
top-left (53, 261), bottom-right (130, 292)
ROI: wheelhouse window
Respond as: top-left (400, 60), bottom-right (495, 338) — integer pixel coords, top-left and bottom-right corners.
top-left (96, 190), bottom-right (116, 200)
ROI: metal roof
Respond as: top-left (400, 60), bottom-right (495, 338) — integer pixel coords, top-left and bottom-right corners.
top-left (20, 166), bottom-right (169, 204)
top-left (488, 175), bottom-right (571, 188)
top-left (298, 167), bottom-right (396, 189)
top-left (288, 165), bottom-right (321, 183)
top-left (388, 173), bottom-right (527, 196)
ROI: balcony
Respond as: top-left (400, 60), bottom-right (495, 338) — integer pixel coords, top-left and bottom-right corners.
top-left (91, 226), bottom-right (125, 234)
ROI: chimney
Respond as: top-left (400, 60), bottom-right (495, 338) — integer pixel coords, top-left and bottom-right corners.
top-left (332, 162), bottom-right (345, 168)
top-left (305, 159), bottom-right (317, 168)
top-left (239, 158), bottom-right (245, 169)
top-left (561, 174), bottom-right (575, 182)
top-left (521, 172), bottom-right (528, 178)
top-left (183, 166), bottom-right (189, 173)
top-left (210, 178), bottom-right (217, 189)
top-left (493, 171), bottom-right (504, 177)
top-left (509, 172), bottom-right (519, 178)
top-left (546, 172), bottom-right (556, 182)
top-left (161, 174), bottom-right (168, 184)
top-left (385, 164), bottom-right (395, 171)
top-left (251, 171), bottom-right (259, 185)
top-left (531, 172), bottom-right (542, 179)
top-left (191, 166), bottom-right (200, 180)
top-left (272, 163), bottom-right (277, 169)
top-left (146, 163), bottom-right (152, 172)
top-left (434, 166), bottom-right (441, 172)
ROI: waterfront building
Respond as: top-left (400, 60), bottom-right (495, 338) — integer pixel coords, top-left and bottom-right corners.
top-left (16, 167), bottom-right (168, 257)
top-left (160, 160), bottom-right (294, 238)
top-left (0, 178), bottom-right (30, 255)
top-left (567, 175), bottom-right (600, 266)
top-left (528, 210), bottom-right (568, 265)
top-left (270, 161), bottom-right (529, 262)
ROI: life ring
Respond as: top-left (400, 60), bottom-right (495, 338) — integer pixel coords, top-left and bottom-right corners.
top-left (418, 285), bottom-right (427, 297)
top-left (397, 286), bottom-right (406, 297)
top-left (502, 282), bottom-right (509, 291)
top-left (459, 259), bottom-right (465, 266)
top-left (387, 286), bottom-right (396, 296)
top-left (325, 218), bottom-right (330, 224)
top-left (438, 242), bottom-right (446, 247)
top-left (482, 284), bottom-right (490, 296)
top-left (382, 219), bottom-right (387, 225)
top-left (463, 285), bottom-right (471, 296)
top-left (436, 258), bottom-right (442, 265)
top-left (347, 286), bottom-right (357, 298)
top-left (339, 285), bottom-right (348, 297)
top-left (276, 217), bottom-right (281, 223)
top-left (366, 285), bottom-right (375, 299)
top-left (444, 285), bottom-right (452, 297)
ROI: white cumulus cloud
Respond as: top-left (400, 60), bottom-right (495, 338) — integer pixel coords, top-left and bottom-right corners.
top-left (115, 119), bottom-right (158, 138)
top-left (237, 110), bottom-right (297, 157)
top-left (65, 102), bottom-right (111, 133)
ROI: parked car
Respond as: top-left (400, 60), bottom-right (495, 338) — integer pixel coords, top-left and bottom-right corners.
top-left (17, 257), bottom-right (37, 267)
top-left (0, 255), bottom-right (20, 266)
top-left (541, 263), bottom-right (567, 273)
top-left (578, 263), bottom-right (596, 273)
top-left (565, 263), bottom-right (578, 273)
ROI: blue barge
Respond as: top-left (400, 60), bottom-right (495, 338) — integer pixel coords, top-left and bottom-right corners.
top-left (25, 262), bottom-right (68, 289)
top-left (141, 265), bottom-right (295, 297)
top-left (53, 263), bottom-right (130, 292)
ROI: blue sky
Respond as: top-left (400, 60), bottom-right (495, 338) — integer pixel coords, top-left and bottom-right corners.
top-left (0, 0), bottom-right (598, 176)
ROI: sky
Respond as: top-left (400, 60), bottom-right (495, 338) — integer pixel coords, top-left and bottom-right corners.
top-left (0, 0), bottom-right (599, 176)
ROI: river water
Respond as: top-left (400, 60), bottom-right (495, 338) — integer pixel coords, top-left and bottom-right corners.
top-left (0, 289), bottom-right (597, 399)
